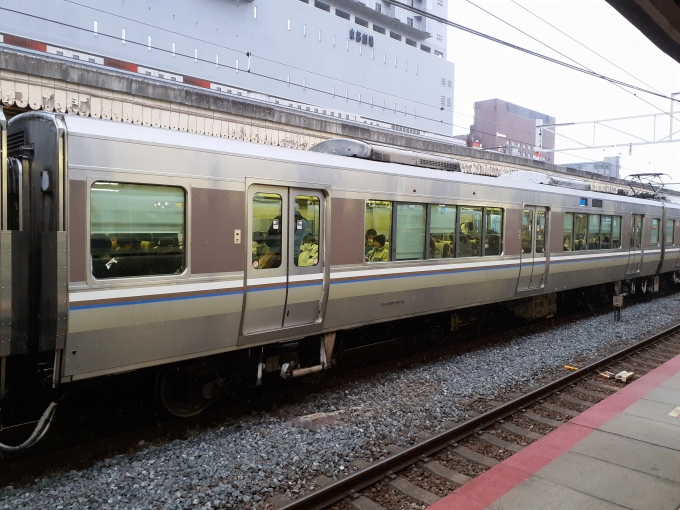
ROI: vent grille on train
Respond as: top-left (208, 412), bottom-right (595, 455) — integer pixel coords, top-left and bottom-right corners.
top-left (6, 131), bottom-right (25, 155)
top-left (418, 158), bottom-right (460, 172)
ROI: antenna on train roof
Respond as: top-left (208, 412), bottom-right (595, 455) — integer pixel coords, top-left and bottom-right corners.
top-left (625, 173), bottom-right (669, 200)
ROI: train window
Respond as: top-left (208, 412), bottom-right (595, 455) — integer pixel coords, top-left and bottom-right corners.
top-left (573, 214), bottom-right (587, 251)
top-left (429, 204), bottom-right (456, 258)
top-left (252, 193), bottom-right (283, 269)
top-left (667, 220), bottom-right (675, 247)
top-left (294, 196), bottom-right (320, 267)
top-left (484, 208), bottom-right (503, 256)
top-left (651, 218), bottom-right (660, 246)
top-left (563, 213), bottom-right (573, 251)
top-left (588, 215), bottom-right (601, 250)
top-left (90, 182), bottom-right (185, 279)
top-left (365, 200), bottom-right (392, 262)
top-left (612, 216), bottom-right (621, 248)
top-left (600, 216), bottom-right (612, 249)
top-left (521, 209), bottom-right (533, 254)
top-left (395, 203), bottom-right (426, 260)
top-left (459, 206), bottom-right (482, 257)
top-left (536, 210), bottom-right (546, 254)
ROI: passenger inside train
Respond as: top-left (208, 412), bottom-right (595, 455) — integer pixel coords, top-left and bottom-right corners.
top-left (366, 235), bottom-right (390, 262)
top-left (298, 235), bottom-right (319, 266)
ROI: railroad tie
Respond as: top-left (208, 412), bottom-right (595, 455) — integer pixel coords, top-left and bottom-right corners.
top-left (422, 460), bottom-right (472, 486)
top-left (585, 380), bottom-right (620, 392)
top-left (570, 386), bottom-right (606, 399)
top-left (350, 496), bottom-right (387, 510)
top-left (499, 423), bottom-right (544, 441)
top-left (451, 445), bottom-right (500, 468)
top-left (390, 477), bottom-right (441, 507)
top-left (522, 411), bottom-right (564, 429)
top-left (540, 402), bottom-right (579, 417)
top-left (557, 394), bottom-right (594, 408)
top-left (479, 432), bottom-right (524, 453)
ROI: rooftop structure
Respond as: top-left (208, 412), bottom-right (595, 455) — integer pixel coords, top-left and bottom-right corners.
top-left (470, 98), bottom-right (556, 164)
top-left (0, 0), bottom-right (455, 137)
top-left (562, 156), bottom-right (621, 179)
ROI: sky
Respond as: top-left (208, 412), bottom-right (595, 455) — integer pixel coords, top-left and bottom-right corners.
top-left (445, 0), bottom-right (680, 185)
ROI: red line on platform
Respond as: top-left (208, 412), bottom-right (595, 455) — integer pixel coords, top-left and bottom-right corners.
top-left (428, 350), bottom-right (680, 510)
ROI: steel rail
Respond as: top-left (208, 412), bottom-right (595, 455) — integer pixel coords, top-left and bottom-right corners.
top-left (279, 322), bottom-right (680, 510)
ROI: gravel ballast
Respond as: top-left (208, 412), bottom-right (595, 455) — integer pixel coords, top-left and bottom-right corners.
top-left (3, 292), bottom-right (680, 509)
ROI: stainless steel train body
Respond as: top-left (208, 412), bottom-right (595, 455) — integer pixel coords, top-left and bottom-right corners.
top-left (4, 111), bottom-right (680, 391)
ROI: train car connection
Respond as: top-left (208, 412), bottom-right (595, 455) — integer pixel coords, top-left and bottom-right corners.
top-left (1, 108), bottom-right (680, 448)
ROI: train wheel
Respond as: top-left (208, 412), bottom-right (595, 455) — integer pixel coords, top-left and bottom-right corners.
top-left (156, 365), bottom-right (210, 418)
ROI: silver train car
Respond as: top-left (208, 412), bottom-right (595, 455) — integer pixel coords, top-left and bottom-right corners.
top-left (2, 110), bottom-right (680, 430)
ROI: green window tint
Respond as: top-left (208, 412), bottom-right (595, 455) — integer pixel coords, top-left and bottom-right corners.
top-left (484, 208), bottom-right (503, 256)
top-left (600, 216), bottom-right (613, 249)
top-left (429, 204), bottom-right (456, 258)
top-left (563, 213), bottom-right (574, 251)
top-left (573, 214), bottom-right (587, 251)
top-left (294, 195), bottom-right (320, 267)
top-left (588, 215), bottom-right (601, 250)
top-left (612, 216), bottom-right (621, 249)
top-left (252, 193), bottom-right (283, 270)
top-left (365, 200), bottom-right (392, 262)
top-left (90, 182), bottom-right (185, 279)
top-left (521, 209), bottom-right (533, 254)
top-left (459, 206), bottom-right (482, 257)
top-left (651, 218), bottom-right (660, 246)
top-left (395, 203), bottom-right (426, 260)
top-left (667, 220), bottom-right (675, 247)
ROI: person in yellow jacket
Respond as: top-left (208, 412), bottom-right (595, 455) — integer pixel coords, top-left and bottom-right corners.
top-left (366, 234), bottom-right (390, 262)
top-left (298, 235), bottom-right (319, 266)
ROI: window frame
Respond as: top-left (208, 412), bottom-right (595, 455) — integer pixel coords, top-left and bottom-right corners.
top-left (86, 176), bottom-right (191, 286)
top-left (363, 198), bottom-right (505, 265)
top-left (563, 212), bottom-right (623, 252)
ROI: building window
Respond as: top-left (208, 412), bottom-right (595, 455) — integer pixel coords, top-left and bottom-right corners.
top-left (373, 24), bottom-right (386, 34)
top-left (407, 17), bottom-right (414, 27)
top-left (375, 2), bottom-right (381, 13)
top-left (335, 8), bottom-right (350, 20)
top-left (315, 1), bottom-right (330, 12)
top-left (390, 31), bottom-right (402, 41)
top-left (406, 38), bottom-right (416, 47)
top-left (90, 182), bottom-right (186, 279)
top-left (355, 16), bottom-right (369, 27)
top-left (420, 44), bottom-right (431, 53)
top-left (434, 50), bottom-right (443, 57)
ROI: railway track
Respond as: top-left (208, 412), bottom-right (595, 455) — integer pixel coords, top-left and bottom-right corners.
top-left (0, 301), bottom-right (596, 484)
top-left (278, 323), bottom-right (680, 510)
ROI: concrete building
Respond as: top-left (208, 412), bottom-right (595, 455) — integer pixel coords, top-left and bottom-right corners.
top-left (470, 98), bottom-right (556, 164)
top-left (562, 156), bottom-right (621, 179)
top-left (0, 0), bottom-right (455, 137)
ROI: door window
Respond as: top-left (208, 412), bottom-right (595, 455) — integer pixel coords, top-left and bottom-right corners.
top-left (484, 208), bottom-right (503, 256)
top-left (634, 216), bottom-right (642, 248)
top-left (536, 210), bottom-right (546, 254)
top-left (521, 210), bottom-right (533, 254)
top-left (651, 218), bottom-right (660, 246)
top-left (612, 216), bottom-right (621, 248)
top-left (252, 193), bottom-right (283, 270)
top-left (667, 220), bottom-right (675, 247)
top-left (294, 195), bottom-right (320, 267)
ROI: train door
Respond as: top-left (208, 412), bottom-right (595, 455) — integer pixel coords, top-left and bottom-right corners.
top-left (626, 214), bottom-right (643, 274)
top-left (517, 206), bottom-right (548, 292)
top-left (241, 185), bottom-right (327, 336)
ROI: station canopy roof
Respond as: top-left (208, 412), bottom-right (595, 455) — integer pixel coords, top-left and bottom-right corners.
top-left (606, 0), bottom-right (680, 63)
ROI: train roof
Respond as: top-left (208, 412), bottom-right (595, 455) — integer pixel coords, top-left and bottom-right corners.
top-left (23, 112), bottom-right (677, 210)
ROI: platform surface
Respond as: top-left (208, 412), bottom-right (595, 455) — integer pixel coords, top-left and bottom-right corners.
top-left (428, 351), bottom-right (680, 510)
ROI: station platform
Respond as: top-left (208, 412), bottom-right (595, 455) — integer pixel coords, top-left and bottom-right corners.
top-left (427, 353), bottom-right (680, 510)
